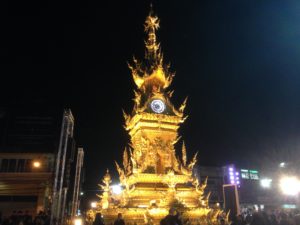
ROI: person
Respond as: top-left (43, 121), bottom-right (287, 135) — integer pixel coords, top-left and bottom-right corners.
top-left (244, 215), bottom-right (252, 225)
top-left (270, 214), bottom-right (278, 225)
top-left (219, 218), bottom-right (226, 225)
top-left (10, 211), bottom-right (17, 225)
top-left (174, 210), bottom-right (182, 225)
top-left (93, 213), bottom-right (104, 225)
top-left (251, 213), bottom-right (265, 225)
top-left (279, 212), bottom-right (291, 225)
top-left (294, 214), bottom-right (300, 225)
top-left (114, 213), bottom-right (125, 225)
top-left (160, 208), bottom-right (177, 225)
top-left (184, 218), bottom-right (191, 225)
top-left (23, 211), bottom-right (32, 225)
top-left (230, 216), bottom-right (237, 225)
top-left (17, 211), bottom-right (24, 225)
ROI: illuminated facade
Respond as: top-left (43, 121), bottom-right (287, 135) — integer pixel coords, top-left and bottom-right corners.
top-left (94, 10), bottom-right (224, 225)
top-left (0, 152), bottom-right (54, 217)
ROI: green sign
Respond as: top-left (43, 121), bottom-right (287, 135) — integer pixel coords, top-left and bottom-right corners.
top-left (241, 169), bottom-right (259, 180)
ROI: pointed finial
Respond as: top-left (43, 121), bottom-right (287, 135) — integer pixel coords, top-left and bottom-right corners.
top-left (103, 169), bottom-right (111, 185)
top-left (150, 3), bottom-right (153, 13)
top-left (144, 6), bottom-right (160, 62)
top-left (128, 4), bottom-right (174, 91)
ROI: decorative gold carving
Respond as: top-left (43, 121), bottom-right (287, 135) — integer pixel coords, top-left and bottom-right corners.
top-left (181, 141), bottom-right (187, 166)
top-left (123, 147), bottom-right (132, 175)
top-left (115, 161), bottom-right (126, 184)
top-left (98, 169), bottom-right (111, 209)
top-left (188, 152), bottom-right (198, 170)
top-left (128, 10), bottom-right (174, 94)
top-left (94, 8), bottom-right (226, 225)
top-left (194, 176), bottom-right (207, 195)
top-left (179, 97), bottom-right (188, 113)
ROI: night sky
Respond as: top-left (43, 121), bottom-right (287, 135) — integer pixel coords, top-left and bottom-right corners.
top-left (2, 0), bottom-right (300, 199)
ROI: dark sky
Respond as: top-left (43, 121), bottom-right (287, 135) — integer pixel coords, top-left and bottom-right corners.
top-left (2, 0), bottom-right (300, 197)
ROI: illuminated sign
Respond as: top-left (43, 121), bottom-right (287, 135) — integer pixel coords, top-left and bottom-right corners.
top-left (225, 165), bottom-right (240, 186)
top-left (282, 204), bottom-right (296, 209)
top-left (241, 169), bottom-right (259, 180)
top-left (241, 169), bottom-right (249, 179)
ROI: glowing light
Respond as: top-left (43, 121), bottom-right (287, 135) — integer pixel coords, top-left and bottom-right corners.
top-left (80, 192), bottom-right (84, 196)
top-left (74, 218), bottom-right (82, 225)
top-left (112, 184), bottom-right (122, 194)
top-left (283, 204), bottom-right (296, 209)
top-left (33, 161), bottom-right (41, 168)
top-left (91, 202), bottom-right (97, 208)
top-left (149, 208), bottom-right (163, 214)
top-left (229, 167), bottom-right (233, 171)
top-left (260, 178), bottom-right (272, 188)
top-left (279, 162), bottom-right (286, 168)
top-left (279, 176), bottom-right (300, 196)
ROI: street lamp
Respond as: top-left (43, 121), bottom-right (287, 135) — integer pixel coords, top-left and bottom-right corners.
top-left (33, 161), bottom-right (41, 168)
top-left (279, 176), bottom-right (300, 196)
top-left (260, 178), bottom-right (272, 188)
top-left (91, 202), bottom-right (97, 208)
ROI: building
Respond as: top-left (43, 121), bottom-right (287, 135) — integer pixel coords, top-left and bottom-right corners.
top-left (0, 107), bottom-right (62, 153)
top-left (0, 108), bottom-right (84, 222)
top-left (194, 166), bottom-right (224, 205)
top-left (0, 152), bottom-right (54, 216)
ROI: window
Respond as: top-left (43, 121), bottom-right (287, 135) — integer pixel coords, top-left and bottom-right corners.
top-left (24, 159), bottom-right (33, 172)
top-left (8, 159), bottom-right (16, 172)
top-left (0, 159), bottom-right (9, 172)
top-left (16, 159), bottom-right (25, 172)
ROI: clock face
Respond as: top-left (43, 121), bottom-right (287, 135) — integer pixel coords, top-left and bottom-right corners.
top-left (150, 99), bottom-right (166, 113)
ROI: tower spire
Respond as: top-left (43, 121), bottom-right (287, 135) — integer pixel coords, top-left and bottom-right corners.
top-left (144, 6), bottom-right (161, 64)
top-left (128, 6), bottom-right (174, 92)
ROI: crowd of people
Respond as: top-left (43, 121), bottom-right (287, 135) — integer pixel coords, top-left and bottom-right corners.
top-left (92, 212), bottom-right (125, 225)
top-left (92, 208), bottom-right (300, 225)
top-left (7, 207), bottom-right (300, 225)
top-left (1, 211), bottom-right (50, 225)
top-left (92, 209), bottom-right (183, 225)
top-left (230, 210), bottom-right (300, 225)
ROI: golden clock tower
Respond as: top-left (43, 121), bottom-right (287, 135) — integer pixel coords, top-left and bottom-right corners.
top-left (124, 10), bottom-right (188, 175)
top-left (93, 9), bottom-right (225, 225)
